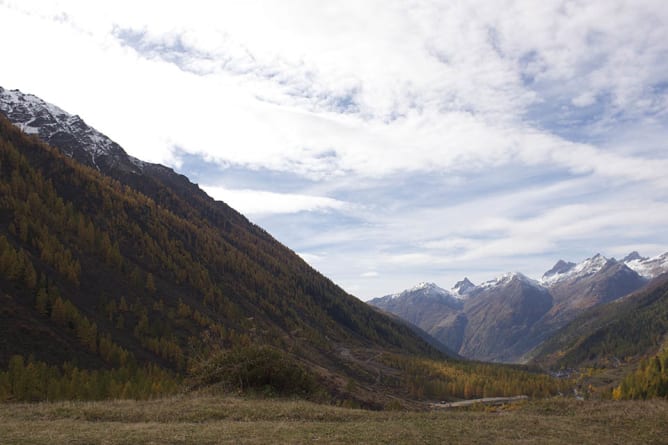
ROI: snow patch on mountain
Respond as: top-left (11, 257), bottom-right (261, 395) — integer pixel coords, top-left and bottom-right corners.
top-left (382, 281), bottom-right (468, 305)
top-left (542, 260), bottom-right (576, 282)
top-left (479, 272), bottom-right (544, 291)
top-left (409, 282), bottom-right (440, 293)
top-left (0, 86), bottom-right (145, 171)
top-left (622, 251), bottom-right (647, 263)
top-left (451, 277), bottom-right (476, 298)
top-left (540, 254), bottom-right (611, 285)
top-left (409, 282), bottom-right (456, 299)
top-left (624, 252), bottom-right (668, 279)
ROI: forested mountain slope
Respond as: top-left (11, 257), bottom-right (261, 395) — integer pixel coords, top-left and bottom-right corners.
top-left (530, 274), bottom-right (668, 369)
top-left (527, 274), bottom-right (668, 400)
top-left (0, 111), bottom-right (450, 404)
top-left (0, 88), bottom-right (572, 406)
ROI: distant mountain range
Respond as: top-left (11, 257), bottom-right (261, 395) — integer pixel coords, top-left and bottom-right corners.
top-left (370, 252), bottom-right (668, 363)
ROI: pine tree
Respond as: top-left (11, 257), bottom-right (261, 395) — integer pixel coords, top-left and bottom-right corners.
top-left (21, 252), bottom-right (37, 289)
top-left (145, 273), bottom-right (156, 294)
top-left (35, 287), bottom-right (49, 316)
top-left (50, 297), bottom-right (67, 325)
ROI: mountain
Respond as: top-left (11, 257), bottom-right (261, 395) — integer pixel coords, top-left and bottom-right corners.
top-left (0, 87), bottom-right (143, 174)
top-left (0, 87), bottom-right (575, 405)
top-left (624, 252), bottom-right (668, 280)
top-left (528, 271), bottom-right (668, 401)
top-left (530, 272), bottom-right (668, 369)
top-left (541, 260), bottom-right (576, 282)
top-left (0, 86), bottom-right (225, 227)
top-left (371, 253), bottom-right (667, 363)
top-left (371, 273), bottom-right (554, 362)
top-left (536, 254), bottom-right (648, 330)
top-left (452, 277), bottom-right (476, 298)
top-left (369, 283), bottom-right (466, 354)
top-left (622, 251), bottom-right (646, 263)
top-left (460, 273), bottom-right (553, 362)
top-left (0, 87), bottom-right (456, 406)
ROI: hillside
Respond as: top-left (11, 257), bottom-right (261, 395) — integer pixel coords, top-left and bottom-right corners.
top-left (527, 274), bottom-right (668, 400)
top-left (530, 274), bottom-right (668, 369)
top-left (369, 283), bottom-right (467, 353)
top-left (460, 274), bottom-right (553, 362)
top-left (0, 109), bottom-right (450, 405)
top-left (0, 90), bottom-right (574, 406)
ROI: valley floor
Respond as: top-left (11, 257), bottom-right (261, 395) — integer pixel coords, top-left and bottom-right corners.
top-left (1, 395), bottom-right (666, 444)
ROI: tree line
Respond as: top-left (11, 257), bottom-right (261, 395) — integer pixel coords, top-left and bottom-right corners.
top-left (0, 355), bottom-right (178, 402)
top-left (613, 347), bottom-right (668, 400)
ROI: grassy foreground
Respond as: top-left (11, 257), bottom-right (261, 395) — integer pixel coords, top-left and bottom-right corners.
top-left (1, 395), bottom-right (667, 444)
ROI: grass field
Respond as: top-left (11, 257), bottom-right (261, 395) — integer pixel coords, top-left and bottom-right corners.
top-left (1, 395), bottom-right (667, 444)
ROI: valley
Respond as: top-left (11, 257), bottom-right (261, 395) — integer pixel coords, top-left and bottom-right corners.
top-left (1, 85), bottom-right (667, 444)
top-left (2, 2), bottom-right (668, 443)
top-left (0, 87), bottom-right (569, 408)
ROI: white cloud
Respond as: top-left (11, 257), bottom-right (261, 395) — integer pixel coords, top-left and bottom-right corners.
top-left (2, 0), bottom-right (666, 181)
top-left (1, 0), bottom-right (667, 298)
top-left (201, 186), bottom-right (349, 216)
top-left (275, 170), bottom-right (668, 298)
top-left (361, 271), bottom-right (379, 278)
top-left (572, 91), bottom-right (597, 107)
top-left (296, 252), bottom-right (324, 266)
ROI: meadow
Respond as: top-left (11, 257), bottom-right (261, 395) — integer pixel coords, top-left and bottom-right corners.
top-left (1, 394), bottom-right (666, 444)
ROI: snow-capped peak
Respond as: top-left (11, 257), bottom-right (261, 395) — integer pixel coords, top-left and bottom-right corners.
top-left (0, 87), bottom-right (69, 134)
top-left (410, 282), bottom-right (440, 292)
top-left (622, 251), bottom-right (647, 263)
top-left (451, 277), bottom-right (476, 297)
top-left (0, 86), bottom-right (145, 171)
top-left (624, 251), bottom-right (668, 279)
top-left (542, 260), bottom-right (576, 282)
top-left (540, 253), bottom-right (614, 285)
top-left (479, 272), bottom-right (542, 290)
top-left (409, 282), bottom-right (458, 299)
top-left (384, 281), bottom-right (463, 302)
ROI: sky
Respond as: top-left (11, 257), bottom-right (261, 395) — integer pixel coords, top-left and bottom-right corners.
top-left (1, 0), bottom-right (668, 300)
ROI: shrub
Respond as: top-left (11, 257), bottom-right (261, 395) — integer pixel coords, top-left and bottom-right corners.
top-left (187, 344), bottom-right (317, 397)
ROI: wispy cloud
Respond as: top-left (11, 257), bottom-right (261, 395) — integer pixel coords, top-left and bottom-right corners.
top-left (1, 0), bottom-right (667, 299)
top-left (201, 186), bottom-right (350, 216)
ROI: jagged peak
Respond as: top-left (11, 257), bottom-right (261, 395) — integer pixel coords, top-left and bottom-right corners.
top-left (540, 253), bottom-right (617, 285)
top-left (624, 251), bottom-right (668, 279)
top-left (542, 260), bottom-right (576, 280)
top-left (382, 281), bottom-right (462, 303)
top-left (479, 272), bottom-right (543, 291)
top-left (0, 87), bottom-right (69, 119)
top-left (410, 281), bottom-right (441, 292)
top-left (451, 277), bottom-right (476, 296)
top-left (583, 253), bottom-right (614, 268)
top-left (622, 251), bottom-right (647, 263)
top-left (0, 86), bottom-right (143, 172)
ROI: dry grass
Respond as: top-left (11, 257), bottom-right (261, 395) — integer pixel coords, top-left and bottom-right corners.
top-left (1, 395), bottom-right (667, 444)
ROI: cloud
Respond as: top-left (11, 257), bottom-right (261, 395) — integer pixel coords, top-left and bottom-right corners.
top-left (1, 0), bottom-right (667, 299)
top-left (2, 1), bottom-right (666, 181)
top-left (572, 91), bottom-right (597, 108)
top-left (360, 271), bottom-right (379, 278)
top-left (269, 168), bottom-right (668, 298)
top-left (201, 186), bottom-right (349, 216)
top-left (296, 252), bottom-right (324, 266)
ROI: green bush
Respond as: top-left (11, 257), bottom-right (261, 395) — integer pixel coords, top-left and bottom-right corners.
top-left (187, 345), bottom-right (317, 397)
